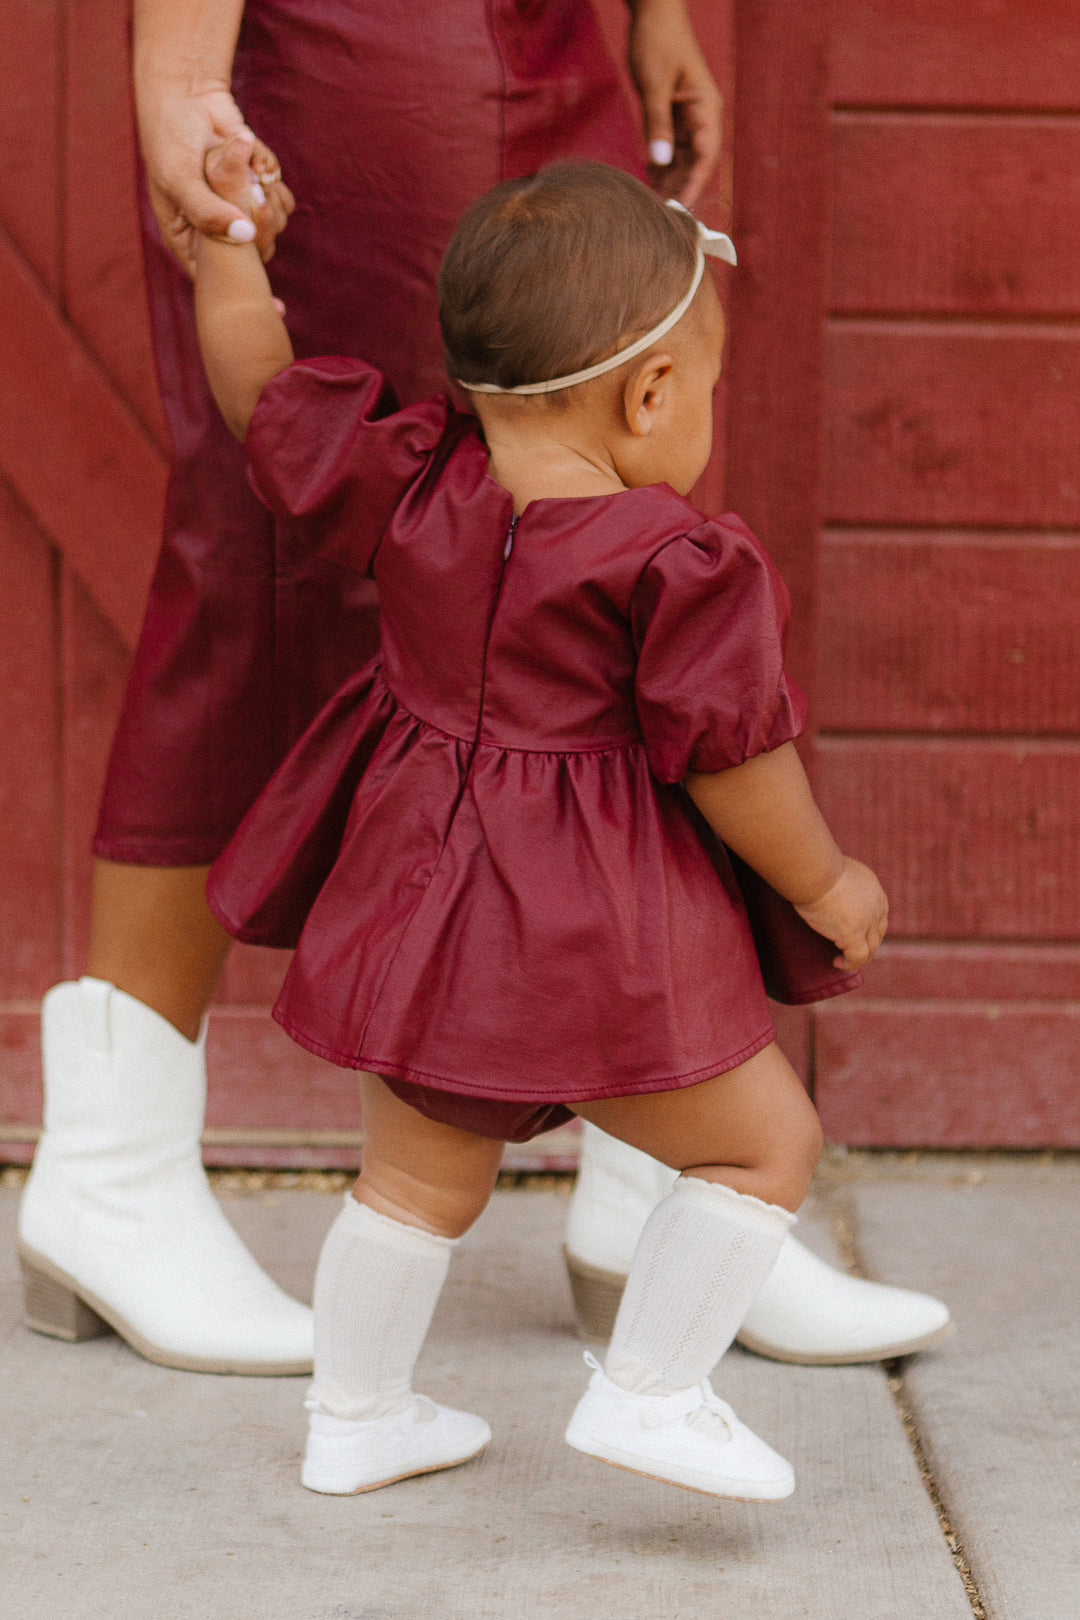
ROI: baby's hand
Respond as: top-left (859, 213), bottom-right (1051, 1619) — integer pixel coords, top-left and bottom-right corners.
top-left (203, 131), bottom-right (295, 263)
top-left (793, 857), bottom-right (888, 971)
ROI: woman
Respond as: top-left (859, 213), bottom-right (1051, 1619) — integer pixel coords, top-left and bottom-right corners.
top-left (17, 0), bottom-right (948, 1373)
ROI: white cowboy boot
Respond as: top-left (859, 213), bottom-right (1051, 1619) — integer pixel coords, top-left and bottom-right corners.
top-left (564, 1123), bottom-right (951, 1363)
top-left (17, 978), bottom-right (314, 1374)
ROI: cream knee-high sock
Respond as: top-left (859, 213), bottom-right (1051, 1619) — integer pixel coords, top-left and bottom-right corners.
top-left (308, 1196), bottom-right (455, 1421)
top-left (605, 1175), bottom-right (796, 1395)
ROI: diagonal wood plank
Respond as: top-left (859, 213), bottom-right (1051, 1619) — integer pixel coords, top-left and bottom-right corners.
top-left (0, 223), bottom-right (165, 649)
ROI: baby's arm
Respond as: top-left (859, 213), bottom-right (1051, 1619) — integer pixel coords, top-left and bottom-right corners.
top-left (193, 133), bottom-right (294, 439)
top-left (685, 742), bottom-right (888, 970)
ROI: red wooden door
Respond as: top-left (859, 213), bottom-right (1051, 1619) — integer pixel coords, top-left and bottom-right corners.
top-left (2, 1), bottom-right (1076, 1164)
top-left (812, 0), bottom-right (1080, 1144)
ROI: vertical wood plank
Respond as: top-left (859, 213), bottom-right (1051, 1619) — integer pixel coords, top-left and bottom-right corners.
top-left (591, 0), bottom-right (735, 516)
top-left (59, 569), bottom-right (131, 979)
top-left (725, 0), bottom-right (831, 698)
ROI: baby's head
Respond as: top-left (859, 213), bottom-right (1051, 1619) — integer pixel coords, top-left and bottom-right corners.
top-left (438, 163), bottom-right (725, 494)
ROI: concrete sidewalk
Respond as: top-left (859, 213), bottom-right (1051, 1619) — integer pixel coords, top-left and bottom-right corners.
top-left (2, 1152), bottom-right (1077, 1619)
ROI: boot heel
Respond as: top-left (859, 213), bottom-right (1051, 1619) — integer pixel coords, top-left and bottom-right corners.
top-left (563, 1247), bottom-right (626, 1343)
top-left (19, 1255), bottom-right (112, 1343)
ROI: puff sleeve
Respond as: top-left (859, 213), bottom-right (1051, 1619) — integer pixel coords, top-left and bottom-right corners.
top-left (631, 513), bottom-right (806, 782)
top-left (245, 357), bottom-right (449, 576)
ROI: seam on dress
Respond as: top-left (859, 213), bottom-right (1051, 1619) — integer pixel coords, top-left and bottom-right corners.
top-left (382, 684), bottom-right (644, 758)
top-left (485, 0), bottom-right (511, 185)
top-left (273, 1006), bottom-right (776, 1100)
top-left (355, 518), bottom-right (519, 1049)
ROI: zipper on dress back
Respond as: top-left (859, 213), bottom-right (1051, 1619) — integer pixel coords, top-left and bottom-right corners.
top-left (453, 513), bottom-right (520, 815)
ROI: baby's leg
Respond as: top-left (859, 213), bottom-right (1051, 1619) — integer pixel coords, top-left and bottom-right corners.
top-left (303, 1075), bottom-right (503, 1494)
top-left (564, 1044), bottom-right (819, 1499)
top-left (353, 1070), bottom-right (506, 1237)
top-left (575, 1039), bottom-right (823, 1212)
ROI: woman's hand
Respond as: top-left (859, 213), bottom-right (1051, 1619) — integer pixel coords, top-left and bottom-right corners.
top-left (627, 0), bottom-right (723, 207)
top-left (794, 858), bottom-right (890, 972)
top-left (136, 79), bottom-right (293, 275)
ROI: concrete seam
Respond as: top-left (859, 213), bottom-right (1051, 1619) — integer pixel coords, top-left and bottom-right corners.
top-left (825, 1181), bottom-right (989, 1620)
top-left (884, 1364), bottom-right (988, 1620)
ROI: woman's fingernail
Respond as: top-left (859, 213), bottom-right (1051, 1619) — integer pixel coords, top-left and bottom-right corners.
top-left (649, 139), bottom-right (674, 166)
top-left (227, 218), bottom-right (257, 242)
top-left (251, 181), bottom-right (266, 206)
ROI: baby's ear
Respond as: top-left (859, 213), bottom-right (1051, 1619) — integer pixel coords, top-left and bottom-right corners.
top-left (204, 131), bottom-right (259, 216)
top-left (623, 355), bottom-right (674, 437)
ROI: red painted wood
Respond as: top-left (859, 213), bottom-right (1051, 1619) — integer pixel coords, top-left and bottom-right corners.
top-left (590, 0), bottom-right (735, 517)
top-left (0, 481), bottom-right (61, 996)
top-left (63, 0), bottom-right (168, 445)
top-left (60, 569), bottom-right (132, 979)
top-left (831, 115), bottom-right (1080, 316)
top-left (815, 999), bottom-right (1080, 1147)
top-left (6, 0), bottom-right (1079, 1160)
top-left (205, 1009), bottom-right (363, 1132)
top-left (724, 0), bottom-right (831, 696)
top-left (217, 942), bottom-right (291, 1007)
top-left (831, 0), bottom-right (1080, 111)
top-left (815, 737), bottom-right (1080, 939)
top-left (817, 530), bottom-right (1080, 735)
top-left (825, 323), bottom-right (1080, 528)
top-left (0, 1009), bottom-right (46, 1165)
top-left (0, 1), bottom-right (62, 291)
top-left (0, 225), bottom-right (165, 649)
top-left (771, 1003), bottom-right (810, 1084)
top-left (865, 943), bottom-right (1080, 1002)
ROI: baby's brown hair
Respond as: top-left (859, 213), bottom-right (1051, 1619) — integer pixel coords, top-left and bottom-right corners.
top-left (439, 163), bottom-right (699, 393)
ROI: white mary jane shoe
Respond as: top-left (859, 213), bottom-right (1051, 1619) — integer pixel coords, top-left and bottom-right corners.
top-left (302, 1396), bottom-right (491, 1494)
top-left (564, 1124), bottom-right (951, 1362)
top-left (565, 1354), bottom-right (794, 1501)
top-left (17, 979), bottom-right (314, 1375)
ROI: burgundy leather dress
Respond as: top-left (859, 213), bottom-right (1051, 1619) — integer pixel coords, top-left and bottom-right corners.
top-left (207, 360), bottom-right (860, 1142)
top-left (95, 0), bottom-right (643, 863)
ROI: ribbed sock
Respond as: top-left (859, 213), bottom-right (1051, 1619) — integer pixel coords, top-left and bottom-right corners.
top-left (605, 1175), bottom-right (796, 1395)
top-left (308, 1195), bottom-right (455, 1420)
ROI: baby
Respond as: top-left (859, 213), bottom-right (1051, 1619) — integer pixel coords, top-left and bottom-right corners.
top-left (193, 139), bottom-right (887, 1503)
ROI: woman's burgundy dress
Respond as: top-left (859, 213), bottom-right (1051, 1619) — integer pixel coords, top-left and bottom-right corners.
top-left (207, 360), bottom-right (859, 1141)
top-left (95, 0), bottom-right (644, 862)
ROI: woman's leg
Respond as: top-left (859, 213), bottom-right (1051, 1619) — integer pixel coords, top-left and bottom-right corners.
top-left (302, 1076), bottom-right (502, 1494)
top-left (564, 1045), bottom-right (819, 1499)
top-left (87, 861), bottom-right (231, 1042)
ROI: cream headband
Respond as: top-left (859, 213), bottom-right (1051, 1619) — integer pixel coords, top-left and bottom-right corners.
top-left (458, 200), bottom-right (736, 397)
